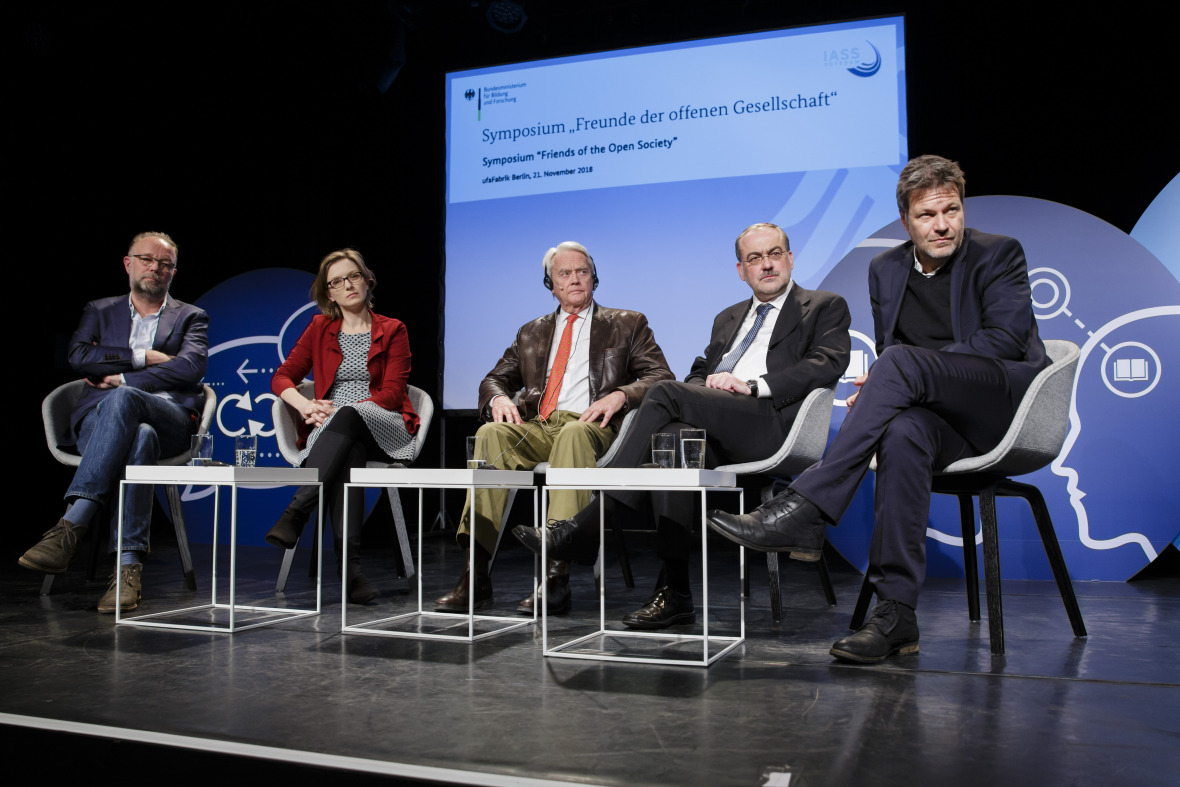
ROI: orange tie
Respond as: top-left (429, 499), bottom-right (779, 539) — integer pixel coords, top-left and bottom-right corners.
top-left (539, 313), bottom-right (578, 419)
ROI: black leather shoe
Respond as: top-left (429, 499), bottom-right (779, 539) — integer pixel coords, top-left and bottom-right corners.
top-left (512, 519), bottom-right (599, 566)
top-left (830, 600), bottom-right (920, 664)
top-left (517, 560), bottom-right (572, 615)
top-left (621, 586), bottom-right (695, 630)
top-left (435, 550), bottom-right (493, 611)
top-left (705, 489), bottom-right (827, 560)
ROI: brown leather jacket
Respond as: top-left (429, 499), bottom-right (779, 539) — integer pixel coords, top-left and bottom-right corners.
top-left (477, 305), bottom-right (674, 421)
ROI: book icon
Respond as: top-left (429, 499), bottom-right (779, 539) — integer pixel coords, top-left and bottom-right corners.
top-left (1113, 357), bottom-right (1149, 382)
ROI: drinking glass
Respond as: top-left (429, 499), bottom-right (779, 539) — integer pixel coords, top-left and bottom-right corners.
top-left (189, 434), bottom-right (213, 466)
top-left (467, 435), bottom-right (488, 469)
top-left (651, 433), bottom-right (675, 468)
top-left (235, 435), bottom-right (257, 467)
top-left (680, 428), bottom-right (706, 469)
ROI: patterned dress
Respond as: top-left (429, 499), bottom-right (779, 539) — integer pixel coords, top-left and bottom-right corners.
top-left (297, 330), bottom-right (415, 465)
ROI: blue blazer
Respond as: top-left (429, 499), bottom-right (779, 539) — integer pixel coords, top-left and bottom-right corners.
top-left (869, 229), bottom-right (1049, 408)
top-left (64, 295), bottom-right (209, 445)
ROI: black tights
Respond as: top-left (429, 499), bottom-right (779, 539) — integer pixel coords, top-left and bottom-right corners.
top-left (290, 407), bottom-right (383, 546)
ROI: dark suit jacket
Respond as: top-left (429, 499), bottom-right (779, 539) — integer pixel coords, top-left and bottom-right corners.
top-left (272, 312), bottom-right (420, 449)
top-left (686, 284), bottom-right (851, 424)
top-left (65, 294), bottom-right (209, 445)
top-left (869, 229), bottom-right (1049, 408)
top-left (478, 304), bottom-right (674, 421)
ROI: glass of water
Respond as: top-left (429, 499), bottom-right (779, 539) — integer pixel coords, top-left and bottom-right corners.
top-left (680, 428), bottom-right (706, 469)
top-left (651, 433), bottom-right (675, 468)
top-left (467, 435), bottom-right (487, 469)
top-left (189, 434), bottom-right (213, 466)
top-left (235, 435), bottom-right (257, 467)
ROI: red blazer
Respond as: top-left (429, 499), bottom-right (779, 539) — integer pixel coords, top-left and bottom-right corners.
top-left (272, 312), bottom-right (419, 449)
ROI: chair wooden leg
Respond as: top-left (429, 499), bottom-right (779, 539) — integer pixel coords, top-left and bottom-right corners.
top-left (850, 575), bottom-right (874, 630)
top-left (1000, 479), bottom-right (1087, 638)
top-left (958, 493), bottom-right (980, 622)
top-left (165, 484), bottom-right (197, 590)
top-left (979, 485), bottom-right (1005, 655)
top-left (386, 487), bottom-right (416, 582)
top-left (818, 550), bottom-right (837, 607)
top-left (40, 574), bottom-right (55, 595)
top-left (767, 553), bottom-right (782, 623)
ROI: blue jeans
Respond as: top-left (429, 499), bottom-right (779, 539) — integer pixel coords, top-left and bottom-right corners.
top-left (66, 386), bottom-right (195, 553)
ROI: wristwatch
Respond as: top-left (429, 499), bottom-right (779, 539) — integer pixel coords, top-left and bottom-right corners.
top-left (746, 378), bottom-right (759, 397)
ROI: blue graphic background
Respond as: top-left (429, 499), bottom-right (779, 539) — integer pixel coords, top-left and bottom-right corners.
top-left (819, 196), bottom-right (1180, 580)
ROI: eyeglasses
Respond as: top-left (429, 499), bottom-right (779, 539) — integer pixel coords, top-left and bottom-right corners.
top-left (554, 267), bottom-right (591, 281)
top-left (743, 249), bottom-right (789, 266)
top-left (327, 271), bottom-right (366, 290)
top-left (132, 254), bottom-right (177, 274)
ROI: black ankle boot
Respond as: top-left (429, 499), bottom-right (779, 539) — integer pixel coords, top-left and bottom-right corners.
top-left (344, 559), bottom-right (378, 605)
top-left (265, 506), bottom-right (310, 549)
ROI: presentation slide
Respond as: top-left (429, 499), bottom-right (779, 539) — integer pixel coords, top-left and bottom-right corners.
top-left (444, 17), bottom-right (906, 409)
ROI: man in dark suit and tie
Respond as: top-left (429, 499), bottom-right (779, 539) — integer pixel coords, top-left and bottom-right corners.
top-left (708, 155), bottom-right (1051, 663)
top-left (516, 223), bottom-right (851, 628)
top-left (20, 232), bottom-right (209, 613)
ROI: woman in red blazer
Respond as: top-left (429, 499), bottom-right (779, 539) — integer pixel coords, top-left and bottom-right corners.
top-left (267, 249), bottom-right (419, 604)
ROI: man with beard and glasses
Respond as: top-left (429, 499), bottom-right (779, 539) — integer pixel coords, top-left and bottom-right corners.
top-left (21, 232), bottom-right (209, 613)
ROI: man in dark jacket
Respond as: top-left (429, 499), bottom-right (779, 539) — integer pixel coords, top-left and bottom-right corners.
top-left (20, 231), bottom-right (208, 613)
top-left (708, 156), bottom-right (1050, 663)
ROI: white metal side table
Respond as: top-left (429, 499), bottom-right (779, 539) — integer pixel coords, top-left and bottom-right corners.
top-left (541, 467), bottom-right (745, 667)
top-left (116, 465), bottom-right (322, 633)
top-left (342, 467), bottom-right (538, 642)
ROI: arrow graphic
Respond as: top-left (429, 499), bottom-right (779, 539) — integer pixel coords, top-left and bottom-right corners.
top-left (237, 359), bottom-right (259, 384)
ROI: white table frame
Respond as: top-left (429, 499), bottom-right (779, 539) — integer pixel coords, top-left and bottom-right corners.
top-left (342, 467), bottom-right (538, 642)
top-left (542, 468), bottom-right (745, 667)
top-left (116, 465), bottom-right (322, 633)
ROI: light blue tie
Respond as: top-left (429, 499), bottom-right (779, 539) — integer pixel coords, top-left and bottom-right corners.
top-left (714, 303), bottom-right (773, 374)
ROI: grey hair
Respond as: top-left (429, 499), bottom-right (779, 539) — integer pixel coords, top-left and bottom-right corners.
top-left (542, 241), bottom-right (596, 278)
top-left (896, 155), bottom-right (966, 214)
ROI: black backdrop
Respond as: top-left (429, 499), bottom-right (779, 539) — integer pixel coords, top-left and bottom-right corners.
top-left (12, 1), bottom-right (1177, 546)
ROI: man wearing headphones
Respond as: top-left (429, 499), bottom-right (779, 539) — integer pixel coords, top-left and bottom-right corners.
top-left (436, 241), bottom-right (674, 614)
top-left (514, 223), bottom-right (850, 630)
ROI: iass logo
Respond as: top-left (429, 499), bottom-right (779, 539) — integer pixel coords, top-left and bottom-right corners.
top-left (825, 41), bottom-right (882, 77)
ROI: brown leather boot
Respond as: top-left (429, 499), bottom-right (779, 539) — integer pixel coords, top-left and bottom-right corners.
top-left (516, 559), bottom-right (571, 615)
top-left (435, 548), bottom-right (493, 611)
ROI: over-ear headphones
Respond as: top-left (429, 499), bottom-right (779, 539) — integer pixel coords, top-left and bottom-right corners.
top-left (543, 242), bottom-right (600, 292)
top-left (543, 269), bottom-right (599, 291)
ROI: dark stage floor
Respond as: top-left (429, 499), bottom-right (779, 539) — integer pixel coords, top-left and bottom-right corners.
top-left (1, 534), bottom-right (1177, 786)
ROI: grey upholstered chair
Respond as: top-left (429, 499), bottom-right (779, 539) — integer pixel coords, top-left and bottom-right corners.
top-left (271, 381), bottom-right (433, 591)
top-left (714, 385), bottom-right (839, 622)
top-left (851, 339), bottom-right (1086, 655)
top-left (39, 380), bottom-right (215, 594)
